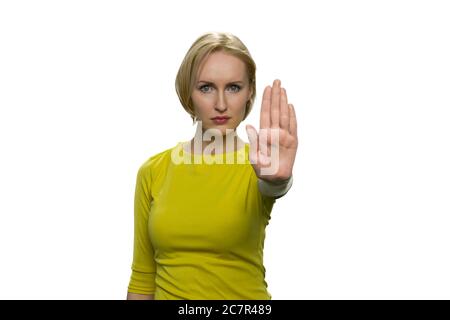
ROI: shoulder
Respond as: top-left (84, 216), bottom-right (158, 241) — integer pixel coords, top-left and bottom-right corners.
top-left (137, 144), bottom-right (178, 179)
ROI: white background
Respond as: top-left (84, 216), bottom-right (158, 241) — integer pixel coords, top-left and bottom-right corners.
top-left (0, 0), bottom-right (449, 299)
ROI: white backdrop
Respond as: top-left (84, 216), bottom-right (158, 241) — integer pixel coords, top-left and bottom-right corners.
top-left (0, 0), bottom-right (449, 299)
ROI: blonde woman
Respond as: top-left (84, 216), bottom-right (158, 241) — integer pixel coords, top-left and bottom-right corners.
top-left (127, 32), bottom-right (298, 300)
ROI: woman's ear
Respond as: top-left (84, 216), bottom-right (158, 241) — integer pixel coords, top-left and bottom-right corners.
top-left (248, 87), bottom-right (253, 101)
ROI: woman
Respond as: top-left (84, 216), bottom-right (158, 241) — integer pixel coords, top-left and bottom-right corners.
top-left (127, 32), bottom-right (298, 300)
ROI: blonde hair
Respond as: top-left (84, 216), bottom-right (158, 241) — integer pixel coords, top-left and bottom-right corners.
top-left (175, 32), bottom-right (257, 124)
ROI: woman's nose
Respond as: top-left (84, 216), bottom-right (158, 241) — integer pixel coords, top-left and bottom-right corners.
top-left (214, 92), bottom-right (227, 111)
top-left (214, 104), bottom-right (227, 112)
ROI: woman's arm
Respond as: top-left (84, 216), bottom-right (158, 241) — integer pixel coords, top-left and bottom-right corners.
top-left (127, 292), bottom-right (155, 300)
top-left (127, 164), bottom-right (157, 299)
top-left (258, 175), bottom-right (293, 198)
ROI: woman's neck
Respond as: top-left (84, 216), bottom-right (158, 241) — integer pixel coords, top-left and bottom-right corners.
top-left (185, 133), bottom-right (246, 155)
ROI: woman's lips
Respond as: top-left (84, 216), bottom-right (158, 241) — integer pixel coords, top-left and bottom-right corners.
top-left (212, 117), bottom-right (230, 125)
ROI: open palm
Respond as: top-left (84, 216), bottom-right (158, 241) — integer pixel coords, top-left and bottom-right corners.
top-left (245, 79), bottom-right (298, 183)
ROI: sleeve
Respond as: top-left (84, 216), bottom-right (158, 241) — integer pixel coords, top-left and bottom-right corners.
top-left (258, 175), bottom-right (293, 199)
top-left (127, 163), bottom-right (157, 295)
top-left (257, 176), bottom-right (293, 223)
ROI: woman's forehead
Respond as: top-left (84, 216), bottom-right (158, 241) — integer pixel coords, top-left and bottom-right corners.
top-left (197, 53), bottom-right (247, 82)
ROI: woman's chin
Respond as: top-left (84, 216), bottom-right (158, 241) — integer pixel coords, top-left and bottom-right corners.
top-left (201, 124), bottom-right (235, 135)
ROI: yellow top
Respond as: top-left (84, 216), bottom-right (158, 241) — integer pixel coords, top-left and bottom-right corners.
top-left (127, 141), bottom-right (277, 299)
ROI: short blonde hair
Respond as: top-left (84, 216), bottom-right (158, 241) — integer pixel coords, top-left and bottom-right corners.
top-left (175, 32), bottom-right (257, 124)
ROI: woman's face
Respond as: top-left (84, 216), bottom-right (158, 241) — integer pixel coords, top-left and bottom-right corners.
top-left (191, 51), bottom-right (253, 135)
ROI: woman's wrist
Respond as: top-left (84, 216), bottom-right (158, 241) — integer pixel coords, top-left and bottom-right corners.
top-left (257, 175), bottom-right (293, 198)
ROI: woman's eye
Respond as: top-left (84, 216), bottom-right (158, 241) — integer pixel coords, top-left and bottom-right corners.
top-left (199, 85), bottom-right (211, 93)
top-left (229, 85), bottom-right (241, 92)
top-left (198, 85), bottom-right (241, 93)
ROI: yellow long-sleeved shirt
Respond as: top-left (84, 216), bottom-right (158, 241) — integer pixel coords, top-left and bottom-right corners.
top-left (127, 141), bottom-right (277, 299)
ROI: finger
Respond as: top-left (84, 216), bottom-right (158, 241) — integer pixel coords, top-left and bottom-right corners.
top-left (271, 79), bottom-right (281, 128)
top-left (260, 86), bottom-right (271, 129)
top-left (258, 126), bottom-right (269, 157)
top-left (279, 87), bottom-right (289, 130)
top-left (245, 124), bottom-right (259, 164)
top-left (288, 104), bottom-right (297, 137)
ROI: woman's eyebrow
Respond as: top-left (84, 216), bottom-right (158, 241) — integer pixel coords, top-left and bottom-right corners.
top-left (197, 80), bottom-right (244, 84)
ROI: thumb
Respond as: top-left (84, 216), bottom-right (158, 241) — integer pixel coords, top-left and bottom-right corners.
top-left (245, 125), bottom-right (258, 164)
